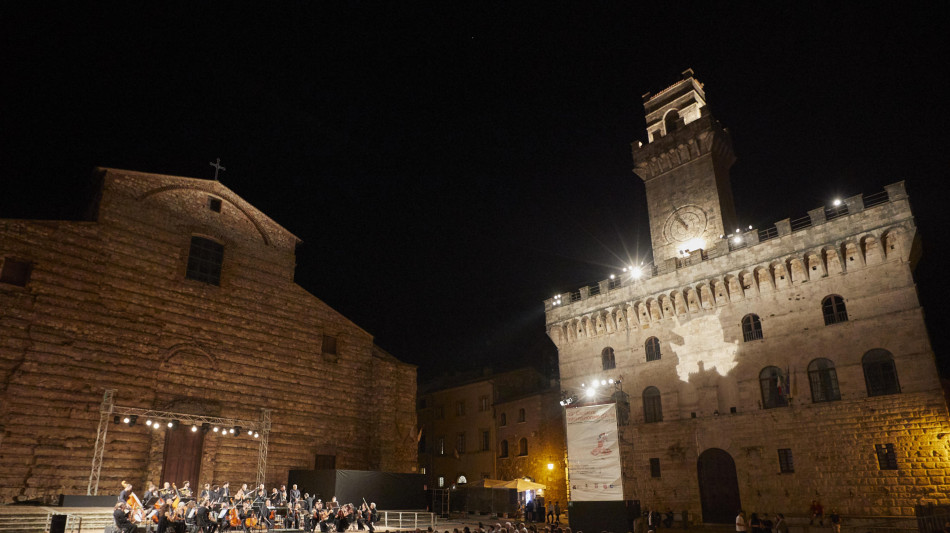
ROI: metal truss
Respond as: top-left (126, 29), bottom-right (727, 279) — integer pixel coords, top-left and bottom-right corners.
top-left (87, 389), bottom-right (271, 496)
top-left (256, 409), bottom-right (272, 487)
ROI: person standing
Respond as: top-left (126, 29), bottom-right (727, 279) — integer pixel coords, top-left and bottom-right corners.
top-left (809, 500), bottom-right (824, 526)
top-left (736, 510), bottom-right (747, 533)
top-left (554, 502), bottom-right (561, 526)
top-left (774, 514), bottom-right (788, 533)
top-left (547, 502), bottom-right (554, 524)
top-left (829, 509), bottom-right (841, 533)
top-left (525, 499), bottom-right (534, 523)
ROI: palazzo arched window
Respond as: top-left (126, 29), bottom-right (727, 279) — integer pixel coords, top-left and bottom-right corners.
top-left (645, 337), bottom-right (661, 362)
top-left (741, 314), bottom-right (763, 341)
top-left (822, 295), bottom-right (848, 325)
top-left (759, 366), bottom-right (788, 409)
top-left (807, 358), bottom-right (841, 403)
top-left (602, 347), bottom-right (616, 370)
top-left (643, 386), bottom-right (662, 423)
top-left (863, 349), bottom-right (900, 396)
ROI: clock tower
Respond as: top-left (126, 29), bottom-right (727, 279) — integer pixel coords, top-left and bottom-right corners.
top-left (632, 69), bottom-right (737, 266)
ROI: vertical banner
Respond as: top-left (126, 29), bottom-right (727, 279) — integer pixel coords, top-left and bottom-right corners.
top-left (566, 403), bottom-right (623, 501)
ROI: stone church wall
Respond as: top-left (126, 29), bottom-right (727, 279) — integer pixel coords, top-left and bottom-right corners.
top-left (0, 169), bottom-right (417, 503)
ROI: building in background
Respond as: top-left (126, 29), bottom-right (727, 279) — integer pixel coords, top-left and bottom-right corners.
top-left (0, 168), bottom-right (417, 503)
top-left (418, 367), bottom-right (566, 507)
top-left (545, 70), bottom-right (950, 527)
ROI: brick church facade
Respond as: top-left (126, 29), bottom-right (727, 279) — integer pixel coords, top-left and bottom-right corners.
top-left (0, 168), bottom-right (417, 503)
top-left (545, 71), bottom-right (950, 524)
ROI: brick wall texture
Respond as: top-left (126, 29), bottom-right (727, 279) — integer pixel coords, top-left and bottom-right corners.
top-left (0, 168), bottom-right (417, 503)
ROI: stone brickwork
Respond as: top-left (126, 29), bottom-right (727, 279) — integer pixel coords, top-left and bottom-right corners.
top-left (545, 74), bottom-right (950, 523)
top-left (0, 168), bottom-right (417, 503)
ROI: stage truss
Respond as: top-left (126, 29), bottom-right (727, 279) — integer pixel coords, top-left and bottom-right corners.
top-left (87, 389), bottom-right (271, 495)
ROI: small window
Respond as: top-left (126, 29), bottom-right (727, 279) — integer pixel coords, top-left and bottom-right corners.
top-left (822, 295), bottom-right (848, 325)
top-left (645, 337), bottom-right (661, 362)
top-left (322, 335), bottom-right (338, 355)
top-left (481, 430), bottom-right (491, 452)
top-left (208, 196), bottom-right (222, 212)
top-left (863, 349), bottom-right (900, 396)
top-left (808, 358), bottom-right (841, 402)
top-left (438, 476), bottom-right (445, 488)
top-left (438, 436), bottom-right (445, 456)
top-left (518, 438), bottom-right (528, 456)
top-left (759, 366), bottom-right (789, 409)
top-left (643, 386), bottom-right (662, 423)
top-left (499, 440), bottom-right (508, 458)
top-left (456, 401), bottom-right (466, 417)
top-left (479, 396), bottom-right (489, 412)
top-left (778, 449), bottom-right (794, 473)
top-left (602, 347), bottom-right (616, 370)
top-left (518, 408), bottom-right (526, 423)
top-left (185, 236), bottom-right (224, 285)
top-left (741, 314), bottom-right (763, 341)
top-left (456, 433), bottom-right (466, 454)
top-left (500, 413), bottom-right (507, 426)
top-left (0, 258), bottom-right (31, 287)
top-left (457, 475), bottom-right (467, 484)
top-left (649, 458), bottom-right (661, 478)
top-left (875, 443), bottom-right (898, 470)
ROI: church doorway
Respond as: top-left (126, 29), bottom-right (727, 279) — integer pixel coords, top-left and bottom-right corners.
top-left (697, 448), bottom-right (741, 524)
top-left (161, 427), bottom-right (204, 487)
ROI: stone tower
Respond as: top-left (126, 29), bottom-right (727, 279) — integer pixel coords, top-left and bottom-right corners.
top-left (632, 69), bottom-right (737, 265)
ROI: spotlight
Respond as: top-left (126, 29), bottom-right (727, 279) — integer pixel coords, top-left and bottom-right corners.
top-left (833, 198), bottom-right (842, 206)
top-left (254, 432), bottom-right (260, 438)
top-left (610, 274), bottom-right (615, 279)
top-left (167, 421), bottom-right (173, 428)
top-left (248, 430), bottom-right (254, 436)
top-left (213, 427), bottom-right (219, 433)
top-left (229, 428), bottom-right (235, 434)
top-left (601, 379), bottom-right (607, 385)
top-left (547, 463), bottom-right (554, 470)
top-left (631, 267), bottom-right (642, 280)
top-left (580, 383), bottom-right (585, 388)
top-left (733, 236), bottom-right (742, 244)
top-left (191, 425), bottom-right (198, 432)
top-left (113, 415), bottom-right (120, 424)
top-left (748, 225), bottom-right (753, 230)
top-left (608, 378), bottom-right (614, 384)
top-left (585, 388), bottom-right (596, 398)
top-left (720, 234), bottom-right (724, 239)
top-left (129, 415), bottom-right (138, 427)
top-left (736, 229), bottom-right (740, 233)
top-left (622, 267), bottom-right (627, 272)
top-left (146, 419), bottom-right (152, 427)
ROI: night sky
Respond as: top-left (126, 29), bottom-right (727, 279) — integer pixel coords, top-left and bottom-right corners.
top-left (2, 3), bottom-right (949, 381)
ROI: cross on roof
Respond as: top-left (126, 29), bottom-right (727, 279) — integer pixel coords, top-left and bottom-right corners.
top-left (209, 158), bottom-right (226, 180)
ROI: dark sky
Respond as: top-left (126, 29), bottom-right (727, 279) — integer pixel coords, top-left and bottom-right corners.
top-left (2, 3), bottom-right (949, 380)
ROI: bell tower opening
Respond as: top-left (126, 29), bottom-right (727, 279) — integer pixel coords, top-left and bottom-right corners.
top-left (633, 69), bottom-right (737, 266)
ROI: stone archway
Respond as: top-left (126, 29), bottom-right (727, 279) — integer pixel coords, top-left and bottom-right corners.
top-left (697, 448), bottom-right (741, 523)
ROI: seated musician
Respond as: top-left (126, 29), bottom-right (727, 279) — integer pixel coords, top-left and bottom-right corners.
top-left (179, 480), bottom-right (193, 499)
top-left (197, 498), bottom-right (218, 533)
top-left (200, 483), bottom-right (212, 502)
top-left (113, 502), bottom-right (136, 533)
top-left (143, 482), bottom-right (158, 505)
top-left (156, 503), bottom-right (172, 533)
top-left (240, 501), bottom-right (256, 533)
top-left (261, 498), bottom-right (276, 531)
top-left (169, 501), bottom-right (187, 533)
top-left (118, 480), bottom-right (133, 503)
top-left (159, 481), bottom-right (174, 499)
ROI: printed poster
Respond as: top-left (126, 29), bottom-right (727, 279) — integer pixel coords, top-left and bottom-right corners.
top-left (566, 403), bottom-right (623, 501)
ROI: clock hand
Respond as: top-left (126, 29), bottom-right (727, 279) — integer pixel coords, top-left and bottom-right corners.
top-left (674, 212), bottom-right (688, 229)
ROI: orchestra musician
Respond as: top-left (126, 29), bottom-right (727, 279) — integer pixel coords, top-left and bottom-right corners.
top-left (335, 503), bottom-right (351, 532)
top-left (143, 482), bottom-right (158, 505)
top-left (159, 481), bottom-right (174, 499)
top-left (197, 498), bottom-right (218, 533)
top-left (290, 484), bottom-right (301, 504)
top-left (240, 501), bottom-right (256, 533)
top-left (219, 482), bottom-right (231, 503)
top-left (118, 480), bottom-right (133, 503)
top-left (234, 483), bottom-right (248, 502)
top-left (113, 502), bottom-right (137, 533)
top-left (179, 480), bottom-right (193, 499)
top-left (200, 483), bottom-right (212, 502)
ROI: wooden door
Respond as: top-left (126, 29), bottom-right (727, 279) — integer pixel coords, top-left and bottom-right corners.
top-left (697, 448), bottom-right (741, 524)
top-left (161, 427), bottom-right (204, 486)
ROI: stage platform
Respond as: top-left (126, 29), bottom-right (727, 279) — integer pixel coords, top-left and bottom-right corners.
top-left (0, 505), bottom-right (438, 533)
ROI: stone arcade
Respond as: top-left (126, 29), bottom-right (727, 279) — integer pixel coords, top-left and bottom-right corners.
top-left (546, 71), bottom-right (950, 525)
top-left (0, 168), bottom-right (417, 503)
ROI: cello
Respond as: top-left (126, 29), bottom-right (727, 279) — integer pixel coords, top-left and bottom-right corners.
top-left (228, 506), bottom-right (241, 528)
top-left (126, 493), bottom-right (146, 523)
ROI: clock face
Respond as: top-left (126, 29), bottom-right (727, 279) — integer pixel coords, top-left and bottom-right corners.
top-left (663, 205), bottom-right (708, 243)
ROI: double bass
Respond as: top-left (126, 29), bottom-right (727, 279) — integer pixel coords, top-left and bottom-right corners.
top-left (228, 506), bottom-right (241, 528)
top-left (126, 493), bottom-right (146, 523)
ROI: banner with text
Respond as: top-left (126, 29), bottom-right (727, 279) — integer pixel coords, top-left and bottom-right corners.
top-left (566, 403), bottom-right (623, 501)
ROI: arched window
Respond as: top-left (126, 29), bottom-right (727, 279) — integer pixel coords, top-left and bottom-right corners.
top-left (759, 366), bottom-right (788, 409)
top-left (457, 475), bottom-right (467, 484)
top-left (822, 295), bottom-right (848, 325)
top-left (643, 386), bottom-right (662, 423)
top-left (664, 110), bottom-right (681, 134)
top-left (741, 314), bottom-right (763, 341)
top-left (499, 440), bottom-right (509, 458)
top-left (518, 408), bottom-right (526, 423)
top-left (602, 347), bottom-right (616, 370)
top-left (807, 358), bottom-right (841, 402)
top-left (500, 413), bottom-right (507, 426)
top-left (518, 438), bottom-right (528, 456)
top-left (863, 349), bottom-right (900, 396)
top-left (645, 337), bottom-right (661, 362)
